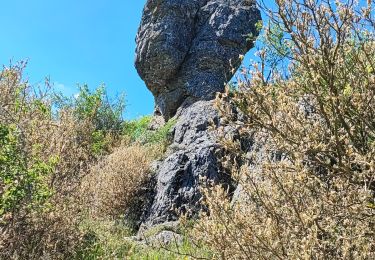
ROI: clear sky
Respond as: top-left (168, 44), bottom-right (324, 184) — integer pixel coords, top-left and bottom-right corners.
top-left (0, 0), bottom-right (151, 119)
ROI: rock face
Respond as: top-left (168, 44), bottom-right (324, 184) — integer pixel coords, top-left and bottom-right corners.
top-left (139, 100), bottom-right (233, 227)
top-left (134, 0), bottom-right (261, 232)
top-left (135, 0), bottom-right (261, 119)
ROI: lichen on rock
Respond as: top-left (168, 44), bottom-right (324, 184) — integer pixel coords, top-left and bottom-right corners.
top-left (135, 0), bottom-right (261, 119)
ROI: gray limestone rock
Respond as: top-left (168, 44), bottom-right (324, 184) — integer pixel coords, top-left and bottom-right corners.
top-left (135, 0), bottom-right (261, 119)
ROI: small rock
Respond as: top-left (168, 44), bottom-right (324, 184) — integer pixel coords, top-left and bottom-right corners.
top-left (147, 231), bottom-right (183, 247)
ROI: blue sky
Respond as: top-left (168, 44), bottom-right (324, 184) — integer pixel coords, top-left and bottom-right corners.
top-left (0, 1), bottom-right (266, 119)
top-left (0, 0), bottom-right (151, 119)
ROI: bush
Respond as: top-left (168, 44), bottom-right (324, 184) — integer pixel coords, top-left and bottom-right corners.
top-left (123, 116), bottom-right (153, 141)
top-left (192, 0), bottom-right (375, 259)
top-left (54, 84), bottom-right (125, 156)
top-left (0, 123), bottom-right (55, 220)
top-left (0, 62), bottom-right (128, 259)
top-left (123, 116), bottom-right (175, 145)
top-left (0, 63), bottom-right (78, 258)
top-left (82, 143), bottom-right (162, 220)
top-left (0, 64), bottom-right (42, 252)
top-left (0, 61), bottom-right (179, 258)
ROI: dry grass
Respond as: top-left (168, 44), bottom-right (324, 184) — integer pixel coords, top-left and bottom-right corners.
top-left (82, 142), bottom-right (163, 220)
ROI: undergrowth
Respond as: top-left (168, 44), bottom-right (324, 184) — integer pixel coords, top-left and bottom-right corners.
top-left (1, 0), bottom-right (374, 259)
top-left (190, 0), bottom-right (375, 259)
top-left (123, 115), bottom-right (175, 145)
top-left (0, 61), bottom-right (177, 259)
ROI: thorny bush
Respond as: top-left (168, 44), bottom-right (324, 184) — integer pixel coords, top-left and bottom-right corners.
top-left (192, 0), bottom-right (375, 259)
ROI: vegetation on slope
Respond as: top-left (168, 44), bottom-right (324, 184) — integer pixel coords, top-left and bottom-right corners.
top-left (190, 0), bottom-right (375, 259)
top-left (0, 0), bottom-right (374, 259)
top-left (0, 62), bottom-right (178, 259)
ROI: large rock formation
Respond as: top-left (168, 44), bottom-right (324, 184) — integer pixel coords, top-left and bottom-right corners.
top-left (134, 0), bottom-right (261, 231)
top-left (135, 0), bottom-right (261, 119)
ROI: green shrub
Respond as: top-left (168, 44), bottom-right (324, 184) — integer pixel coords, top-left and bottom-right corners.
top-left (54, 84), bottom-right (125, 156)
top-left (122, 115), bottom-right (152, 142)
top-left (75, 219), bottom-right (134, 260)
top-left (0, 63), bottom-right (127, 258)
top-left (75, 219), bottom-right (212, 260)
top-left (123, 116), bottom-right (175, 145)
top-left (0, 124), bottom-right (55, 219)
top-left (73, 84), bottom-right (125, 132)
top-left (146, 118), bottom-right (176, 144)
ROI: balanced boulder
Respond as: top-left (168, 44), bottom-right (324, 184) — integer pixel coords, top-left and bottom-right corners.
top-left (135, 0), bottom-right (261, 119)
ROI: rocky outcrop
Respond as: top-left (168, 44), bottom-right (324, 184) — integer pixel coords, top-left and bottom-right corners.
top-left (135, 0), bottom-right (261, 119)
top-left (139, 100), bottom-right (234, 227)
top-left (134, 0), bottom-right (261, 232)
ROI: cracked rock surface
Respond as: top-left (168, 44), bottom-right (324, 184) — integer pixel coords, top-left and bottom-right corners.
top-left (140, 100), bottom-right (231, 227)
top-left (135, 0), bottom-right (261, 119)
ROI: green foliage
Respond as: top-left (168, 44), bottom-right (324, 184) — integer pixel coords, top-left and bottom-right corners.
top-left (75, 219), bottom-right (212, 260)
top-left (57, 84), bottom-right (125, 132)
top-left (251, 21), bottom-right (292, 82)
top-left (0, 124), bottom-right (55, 220)
top-left (247, 20), bottom-right (263, 43)
top-left (122, 116), bottom-right (152, 142)
top-left (123, 116), bottom-right (176, 145)
top-left (74, 85), bottom-right (125, 155)
top-left (129, 238), bottom-right (212, 260)
top-left (264, 22), bottom-right (291, 60)
top-left (91, 130), bottom-right (109, 156)
top-left (53, 84), bottom-right (126, 155)
top-left (73, 84), bottom-right (125, 132)
top-left (146, 118), bottom-right (176, 144)
top-left (75, 219), bottom-right (133, 260)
